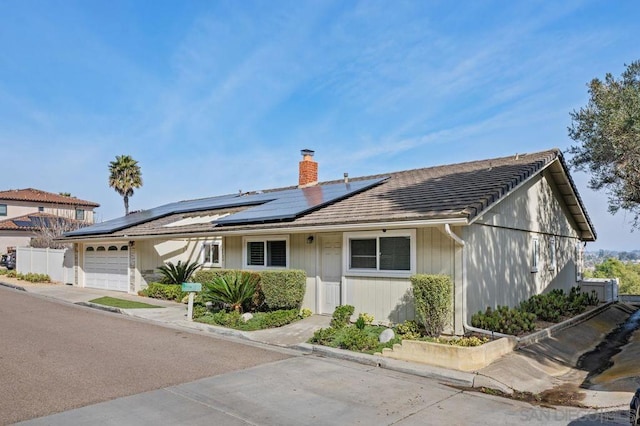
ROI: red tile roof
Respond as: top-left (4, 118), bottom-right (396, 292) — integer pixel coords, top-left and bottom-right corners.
top-left (0, 188), bottom-right (99, 207)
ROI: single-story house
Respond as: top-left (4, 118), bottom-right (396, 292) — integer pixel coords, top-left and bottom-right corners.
top-left (0, 188), bottom-right (99, 254)
top-left (62, 149), bottom-right (595, 334)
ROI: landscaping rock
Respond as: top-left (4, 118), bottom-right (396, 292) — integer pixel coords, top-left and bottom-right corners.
top-left (379, 328), bottom-right (395, 343)
top-left (241, 313), bottom-right (253, 322)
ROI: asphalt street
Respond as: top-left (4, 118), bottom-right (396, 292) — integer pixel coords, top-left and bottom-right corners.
top-left (0, 286), bottom-right (290, 424)
top-left (1, 286), bottom-right (632, 425)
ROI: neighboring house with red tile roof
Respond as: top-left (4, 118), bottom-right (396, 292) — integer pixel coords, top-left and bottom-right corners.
top-left (61, 149), bottom-right (596, 334)
top-left (0, 189), bottom-right (99, 254)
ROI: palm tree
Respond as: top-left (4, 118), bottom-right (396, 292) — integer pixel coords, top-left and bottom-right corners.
top-left (108, 155), bottom-right (143, 215)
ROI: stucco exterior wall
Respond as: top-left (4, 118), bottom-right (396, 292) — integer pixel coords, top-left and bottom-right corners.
top-left (0, 231), bottom-right (33, 254)
top-left (0, 200), bottom-right (95, 223)
top-left (464, 171), bottom-right (582, 321)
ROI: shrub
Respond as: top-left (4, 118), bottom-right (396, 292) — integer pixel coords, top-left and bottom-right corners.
top-left (300, 307), bottom-right (312, 318)
top-left (519, 286), bottom-right (600, 321)
top-left (519, 289), bottom-right (566, 322)
top-left (330, 305), bottom-right (355, 328)
top-left (193, 269), bottom-right (250, 284)
top-left (394, 320), bottom-right (421, 340)
top-left (333, 327), bottom-right (379, 351)
top-left (359, 312), bottom-right (374, 325)
top-left (260, 270), bottom-right (306, 310)
top-left (194, 269), bottom-right (263, 310)
top-left (158, 260), bottom-right (201, 284)
top-left (430, 336), bottom-right (489, 347)
top-left (202, 272), bottom-right (259, 313)
top-left (253, 309), bottom-right (300, 328)
top-left (210, 310), bottom-right (242, 327)
top-left (6, 270), bottom-right (17, 278)
top-left (471, 306), bottom-right (536, 335)
top-left (196, 308), bottom-right (301, 330)
top-left (141, 282), bottom-right (186, 301)
top-left (411, 274), bottom-right (452, 337)
top-left (0, 269), bottom-right (7, 275)
top-left (20, 273), bottom-right (50, 283)
top-left (192, 304), bottom-right (209, 319)
top-left (309, 327), bottom-right (337, 345)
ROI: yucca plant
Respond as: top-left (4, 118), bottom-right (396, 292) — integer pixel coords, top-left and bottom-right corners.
top-left (202, 272), bottom-right (259, 313)
top-left (158, 260), bottom-right (201, 284)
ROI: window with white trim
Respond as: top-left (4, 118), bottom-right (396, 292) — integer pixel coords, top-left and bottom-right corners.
top-left (202, 241), bottom-right (222, 267)
top-left (531, 237), bottom-right (540, 273)
top-left (243, 236), bottom-right (288, 269)
top-left (548, 237), bottom-right (557, 271)
top-left (345, 230), bottom-right (416, 276)
top-left (75, 209), bottom-right (85, 221)
top-left (0, 204), bottom-right (6, 216)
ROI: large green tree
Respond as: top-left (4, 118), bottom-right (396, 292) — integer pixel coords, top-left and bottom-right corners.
top-left (568, 60), bottom-right (640, 226)
top-left (108, 155), bottom-right (143, 215)
top-left (585, 258), bottom-right (640, 294)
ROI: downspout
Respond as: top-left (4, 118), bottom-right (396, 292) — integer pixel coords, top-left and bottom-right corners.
top-left (442, 224), bottom-right (513, 339)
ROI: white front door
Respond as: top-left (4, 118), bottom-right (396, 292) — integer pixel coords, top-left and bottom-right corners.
top-left (321, 235), bottom-right (342, 314)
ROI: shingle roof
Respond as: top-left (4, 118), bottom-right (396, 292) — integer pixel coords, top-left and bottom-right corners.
top-left (0, 188), bottom-right (99, 207)
top-left (0, 212), bottom-right (84, 231)
top-left (60, 149), bottom-right (596, 241)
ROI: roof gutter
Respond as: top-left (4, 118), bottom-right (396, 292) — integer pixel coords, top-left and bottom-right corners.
top-left (442, 224), bottom-right (511, 339)
top-left (60, 217), bottom-right (470, 242)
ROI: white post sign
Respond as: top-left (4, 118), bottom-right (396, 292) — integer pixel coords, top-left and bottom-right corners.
top-left (181, 282), bottom-right (202, 321)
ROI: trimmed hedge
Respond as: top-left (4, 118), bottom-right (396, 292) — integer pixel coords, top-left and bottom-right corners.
top-left (260, 269), bottom-right (306, 310)
top-left (191, 268), bottom-right (307, 311)
top-left (193, 269), bottom-right (260, 285)
top-left (411, 274), bottom-right (452, 337)
top-left (139, 282), bottom-right (186, 301)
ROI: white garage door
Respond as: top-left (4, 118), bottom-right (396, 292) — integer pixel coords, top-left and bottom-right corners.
top-left (84, 244), bottom-right (129, 292)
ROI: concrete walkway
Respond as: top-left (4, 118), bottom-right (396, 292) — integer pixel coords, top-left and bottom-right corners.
top-left (1, 279), bottom-right (637, 411)
top-left (0, 280), bottom-right (331, 347)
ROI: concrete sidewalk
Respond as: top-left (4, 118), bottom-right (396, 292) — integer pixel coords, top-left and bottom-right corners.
top-left (0, 280), bottom-right (331, 347)
top-left (1, 280), bottom-right (636, 410)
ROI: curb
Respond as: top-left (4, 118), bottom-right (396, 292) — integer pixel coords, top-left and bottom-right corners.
top-left (0, 281), bottom-right (26, 291)
top-left (295, 342), bottom-right (476, 388)
top-left (75, 301), bottom-right (123, 314)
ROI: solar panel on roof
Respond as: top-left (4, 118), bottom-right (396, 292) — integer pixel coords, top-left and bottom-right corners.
top-left (14, 220), bottom-right (34, 228)
top-left (216, 178), bottom-right (385, 225)
top-left (64, 177), bottom-right (387, 237)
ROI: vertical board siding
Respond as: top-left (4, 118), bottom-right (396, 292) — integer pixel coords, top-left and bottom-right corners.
top-left (290, 233), bottom-right (317, 310)
top-left (465, 172), bottom-right (581, 321)
top-left (224, 236), bottom-right (243, 269)
top-left (346, 276), bottom-right (414, 324)
top-left (343, 227), bottom-right (456, 325)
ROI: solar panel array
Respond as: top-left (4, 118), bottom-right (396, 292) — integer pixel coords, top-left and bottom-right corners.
top-left (65, 177), bottom-right (387, 237)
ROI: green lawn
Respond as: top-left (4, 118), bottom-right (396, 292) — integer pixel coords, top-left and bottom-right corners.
top-left (88, 297), bottom-right (163, 309)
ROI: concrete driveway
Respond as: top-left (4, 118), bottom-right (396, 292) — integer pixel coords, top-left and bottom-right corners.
top-left (19, 356), bottom-right (631, 425)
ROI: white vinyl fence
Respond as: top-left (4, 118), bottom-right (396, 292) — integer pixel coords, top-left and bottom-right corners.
top-left (580, 278), bottom-right (619, 303)
top-left (16, 247), bottom-right (74, 284)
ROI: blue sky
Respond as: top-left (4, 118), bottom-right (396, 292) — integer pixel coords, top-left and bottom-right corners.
top-left (1, 1), bottom-right (638, 250)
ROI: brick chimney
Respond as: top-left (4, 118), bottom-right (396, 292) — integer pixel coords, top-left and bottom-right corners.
top-left (298, 149), bottom-right (318, 188)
